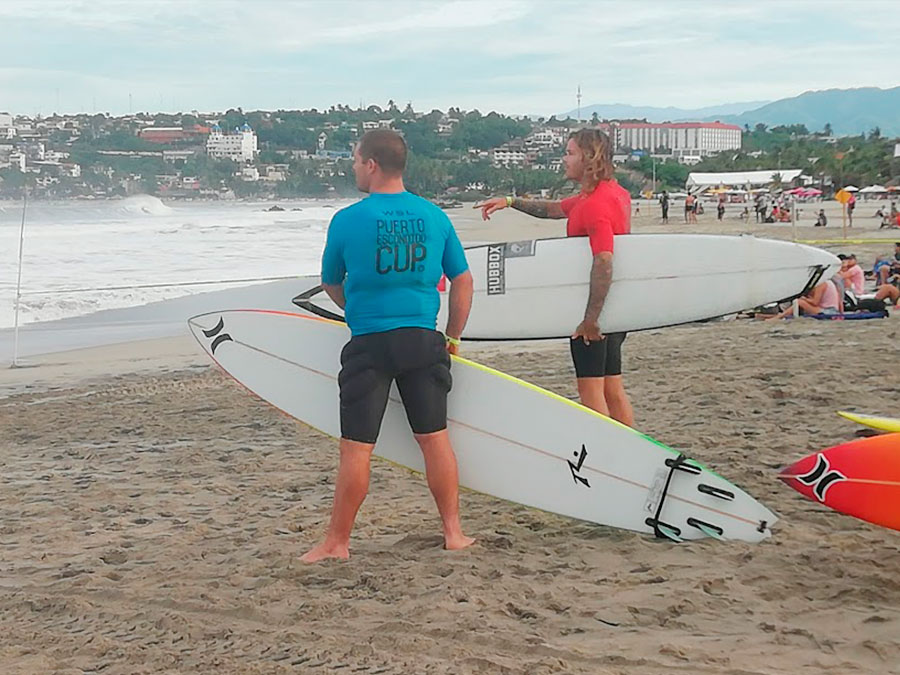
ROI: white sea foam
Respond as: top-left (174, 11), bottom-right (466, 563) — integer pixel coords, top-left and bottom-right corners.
top-left (116, 194), bottom-right (175, 216)
top-left (0, 198), bottom-right (351, 328)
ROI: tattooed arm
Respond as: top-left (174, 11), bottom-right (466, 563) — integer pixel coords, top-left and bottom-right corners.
top-left (510, 198), bottom-right (566, 219)
top-left (572, 251), bottom-right (613, 343)
top-left (476, 197), bottom-right (566, 220)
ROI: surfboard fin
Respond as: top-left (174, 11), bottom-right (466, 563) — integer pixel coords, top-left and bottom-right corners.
top-left (655, 524), bottom-right (683, 542)
top-left (687, 517), bottom-right (724, 540)
top-left (665, 456), bottom-right (702, 474)
top-left (697, 483), bottom-right (735, 501)
top-left (293, 285), bottom-right (346, 322)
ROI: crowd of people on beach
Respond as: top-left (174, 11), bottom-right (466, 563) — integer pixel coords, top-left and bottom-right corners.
top-left (764, 244), bottom-right (900, 320)
top-left (658, 189), bottom-right (900, 229)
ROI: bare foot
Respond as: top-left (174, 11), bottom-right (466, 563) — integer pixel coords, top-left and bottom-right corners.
top-left (444, 534), bottom-right (476, 551)
top-left (300, 541), bottom-right (349, 563)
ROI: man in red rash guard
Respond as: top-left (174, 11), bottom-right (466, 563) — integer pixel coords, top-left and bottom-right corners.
top-left (476, 128), bottom-right (634, 426)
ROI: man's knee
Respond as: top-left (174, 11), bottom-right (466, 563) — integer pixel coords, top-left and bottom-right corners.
top-left (604, 375), bottom-right (627, 399)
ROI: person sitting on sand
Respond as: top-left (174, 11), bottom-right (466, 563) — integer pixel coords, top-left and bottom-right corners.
top-left (874, 283), bottom-right (899, 305)
top-left (874, 243), bottom-right (900, 285)
top-left (765, 278), bottom-right (843, 319)
top-left (815, 209), bottom-right (827, 227)
top-left (839, 253), bottom-right (866, 296)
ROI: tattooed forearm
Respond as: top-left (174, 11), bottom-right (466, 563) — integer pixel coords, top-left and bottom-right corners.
top-left (584, 252), bottom-right (613, 324)
top-left (510, 198), bottom-right (566, 219)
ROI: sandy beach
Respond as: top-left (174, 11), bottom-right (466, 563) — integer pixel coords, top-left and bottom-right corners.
top-left (1, 204), bottom-right (899, 674)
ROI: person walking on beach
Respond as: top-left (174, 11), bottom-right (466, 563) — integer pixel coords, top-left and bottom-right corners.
top-left (475, 129), bottom-right (634, 426)
top-left (684, 192), bottom-right (695, 223)
top-left (302, 130), bottom-right (476, 563)
top-left (659, 190), bottom-right (670, 223)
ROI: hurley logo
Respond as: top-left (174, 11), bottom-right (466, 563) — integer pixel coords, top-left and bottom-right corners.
top-left (795, 453), bottom-right (847, 501)
top-left (202, 316), bottom-right (233, 354)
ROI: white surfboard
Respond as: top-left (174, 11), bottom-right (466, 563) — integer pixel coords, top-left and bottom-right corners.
top-left (188, 310), bottom-right (777, 542)
top-left (294, 234), bottom-right (840, 339)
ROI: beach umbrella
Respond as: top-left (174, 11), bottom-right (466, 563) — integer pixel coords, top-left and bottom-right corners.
top-left (859, 185), bottom-right (887, 193)
top-left (844, 185), bottom-right (859, 191)
top-left (803, 187), bottom-right (823, 196)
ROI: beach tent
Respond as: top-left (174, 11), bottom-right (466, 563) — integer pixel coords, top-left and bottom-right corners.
top-left (859, 185), bottom-right (887, 193)
top-left (686, 169), bottom-right (804, 190)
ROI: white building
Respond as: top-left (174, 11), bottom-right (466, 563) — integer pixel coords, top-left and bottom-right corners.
top-left (0, 113), bottom-right (15, 139)
top-left (60, 163), bottom-right (81, 178)
top-left (525, 129), bottom-right (565, 149)
top-left (206, 123), bottom-right (258, 163)
top-left (437, 117), bottom-right (459, 135)
top-left (262, 164), bottom-right (289, 182)
top-left (491, 146), bottom-right (527, 168)
top-left (361, 119), bottom-right (395, 131)
top-left (7, 152), bottom-right (26, 171)
top-left (608, 122), bottom-right (741, 158)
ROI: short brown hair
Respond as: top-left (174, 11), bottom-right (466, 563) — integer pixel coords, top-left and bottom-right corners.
top-left (358, 129), bottom-right (407, 175)
top-left (569, 128), bottom-right (614, 191)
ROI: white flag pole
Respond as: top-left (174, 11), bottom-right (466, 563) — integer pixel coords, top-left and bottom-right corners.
top-left (12, 186), bottom-right (27, 368)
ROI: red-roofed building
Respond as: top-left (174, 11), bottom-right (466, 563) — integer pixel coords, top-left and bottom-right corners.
top-left (139, 125), bottom-right (210, 144)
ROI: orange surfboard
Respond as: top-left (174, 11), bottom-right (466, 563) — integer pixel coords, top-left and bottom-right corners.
top-left (779, 434), bottom-right (900, 531)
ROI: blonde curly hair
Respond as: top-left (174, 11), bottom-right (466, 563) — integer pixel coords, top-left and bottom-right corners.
top-left (569, 128), bottom-right (614, 192)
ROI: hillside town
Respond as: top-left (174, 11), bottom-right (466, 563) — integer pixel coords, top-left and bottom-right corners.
top-left (0, 106), bottom-right (746, 200)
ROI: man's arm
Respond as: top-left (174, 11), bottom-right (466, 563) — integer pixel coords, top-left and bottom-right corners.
top-left (322, 283), bottom-right (346, 309)
top-left (572, 251), bottom-right (613, 342)
top-left (476, 197), bottom-right (567, 220)
top-left (584, 252), bottom-right (613, 325)
top-left (510, 198), bottom-right (566, 219)
top-left (445, 270), bottom-right (473, 342)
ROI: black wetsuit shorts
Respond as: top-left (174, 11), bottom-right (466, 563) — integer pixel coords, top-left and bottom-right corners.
top-left (569, 332), bottom-right (627, 378)
top-left (338, 327), bottom-right (451, 443)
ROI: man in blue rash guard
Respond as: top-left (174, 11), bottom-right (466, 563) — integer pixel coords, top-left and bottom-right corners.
top-left (301, 130), bottom-right (475, 563)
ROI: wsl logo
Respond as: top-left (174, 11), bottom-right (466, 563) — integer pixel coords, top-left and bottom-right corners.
top-left (486, 244), bottom-right (505, 295)
top-left (376, 217), bottom-right (428, 274)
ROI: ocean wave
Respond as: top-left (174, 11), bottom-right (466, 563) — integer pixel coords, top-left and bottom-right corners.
top-left (116, 194), bottom-right (174, 216)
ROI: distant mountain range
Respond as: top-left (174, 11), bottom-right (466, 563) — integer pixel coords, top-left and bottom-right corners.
top-left (561, 86), bottom-right (900, 137)
top-left (558, 101), bottom-right (769, 123)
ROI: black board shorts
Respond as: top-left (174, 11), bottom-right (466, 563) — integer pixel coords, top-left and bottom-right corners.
top-left (338, 327), bottom-right (452, 444)
top-left (569, 332), bottom-right (627, 378)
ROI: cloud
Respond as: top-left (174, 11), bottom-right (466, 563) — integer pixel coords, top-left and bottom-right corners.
top-left (1, 0), bottom-right (898, 115)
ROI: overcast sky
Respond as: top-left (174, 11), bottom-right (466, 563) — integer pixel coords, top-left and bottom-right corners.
top-left (2, 0), bottom-right (898, 117)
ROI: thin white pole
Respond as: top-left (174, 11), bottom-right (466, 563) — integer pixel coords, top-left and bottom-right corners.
top-left (12, 186), bottom-right (27, 368)
top-left (791, 195), bottom-right (797, 242)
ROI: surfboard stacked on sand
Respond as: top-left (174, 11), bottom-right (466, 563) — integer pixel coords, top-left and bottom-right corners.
top-left (780, 431), bottom-right (900, 532)
top-left (189, 310), bottom-right (776, 543)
